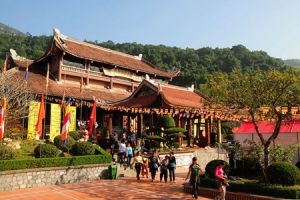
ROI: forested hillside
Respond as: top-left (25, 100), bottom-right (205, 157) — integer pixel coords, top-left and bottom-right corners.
top-left (284, 59), bottom-right (300, 67)
top-left (0, 33), bottom-right (285, 88)
top-left (0, 23), bottom-right (25, 36)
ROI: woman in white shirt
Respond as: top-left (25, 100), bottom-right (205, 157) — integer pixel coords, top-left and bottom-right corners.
top-left (118, 139), bottom-right (126, 166)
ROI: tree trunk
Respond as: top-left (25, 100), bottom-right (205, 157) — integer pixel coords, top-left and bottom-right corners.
top-left (263, 145), bottom-right (270, 170)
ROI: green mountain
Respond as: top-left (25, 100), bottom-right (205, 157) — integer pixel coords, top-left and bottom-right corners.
top-left (284, 59), bottom-right (300, 67)
top-left (0, 24), bottom-right (286, 89)
top-left (0, 22), bottom-right (25, 36)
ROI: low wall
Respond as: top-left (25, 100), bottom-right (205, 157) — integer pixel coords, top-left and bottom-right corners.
top-left (0, 164), bottom-right (110, 191)
top-left (193, 148), bottom-right (228, 168)
top-left (184, 184), bottom-right (280, 200)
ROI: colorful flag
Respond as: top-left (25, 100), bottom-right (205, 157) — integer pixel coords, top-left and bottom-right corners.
top-left (88, 99), bottom-right (97, 136)
top-left (25, 62), bottom-right (29, 81)
top-left (61, 98), bottom-right (71, 142)
top-left (36, 94), bottom-right (45, 139)
top-left (45, 64), bottom-right (49, 90)
top-left (0, 96), bottom-right (7, 140)
top-left (80, 77), bottom-right (83, 93)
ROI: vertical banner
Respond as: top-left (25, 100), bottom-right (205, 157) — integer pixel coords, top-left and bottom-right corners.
top-left (27, 101), bottom-right (40, 140)
top-left (69, 106), bottom-right (77, 132)
top-left (50, 103), bottom-right (61, 141)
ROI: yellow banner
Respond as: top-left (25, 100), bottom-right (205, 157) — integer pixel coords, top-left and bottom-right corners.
top-left (50, 104), bottom-right (61, 141)
top-left (27, 101), bottom-right (40, 140)
top-left (69, 106), bottom-right (77, 132)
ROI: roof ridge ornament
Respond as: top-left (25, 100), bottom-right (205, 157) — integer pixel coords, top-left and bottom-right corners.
top-left (188, 84), bottom-right (194, 92)
top-left (53, 28), bottom-right (67, 39)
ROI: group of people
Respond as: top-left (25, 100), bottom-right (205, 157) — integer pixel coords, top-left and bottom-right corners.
top-left (131, 150), bottom-right (177, 183)
top-left (185, 157), bottom-right (227, 200)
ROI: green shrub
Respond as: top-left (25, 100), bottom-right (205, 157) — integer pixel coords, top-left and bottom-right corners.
top-left (54, 135), bottom-right (75, 152)
top-left (296, 160), bottom-right (300, 170)
top-left (199, 176), bottom-right (300, 199)
top-left (266, 162), bottom-right (300, 186)
top-left (205, 159), bottom-right (230, 178)
top-left (157, 116), bottom-right (175, 128)
top-left (0, 144), bottom-right (16, 160)
top-left (34, 144), bottom-right (60, 158)
top-left (238, 156), bottom-right (262, 176)
top-left (146, 135), bottom-right (166, 141)
top-left (69, 131), bottom-right (82, 141)
top-left (72, 142), bottom-right (95, 156)
top-left (173, 142), bottom-right (180, 148)
top-left (0, 154), bottom-right (112, 171)
top-left (94, 144), bottom-right (110, 155)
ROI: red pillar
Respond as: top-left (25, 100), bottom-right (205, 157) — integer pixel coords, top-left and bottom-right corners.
top-left (109, 114), bottom-right (113, 135)
top-left (177, 115), bottom-right (182, 146)
top-left (205, 118), bottom-right (210, 146)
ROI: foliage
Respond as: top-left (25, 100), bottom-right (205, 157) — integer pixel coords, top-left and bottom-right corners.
top-left (164, 127), bottom-right (187, 133)
top-left (93, 144), bottom-right (110, 155)
top-left (237, 156), bottom-right (262, 177)
top-left (173, 142), bottom-right (180, 148)
top-left (206, 68), bottom-right (300, 168)
top-left (296, 161), bottom-right (300, 170)
top-left (156, 116), bottom-right (176, 129)
top-left (0, 154), bottom-right (112, 171)
top-left (270, 144), bottom-right (299, 163)
top-left (199, 175), bottom-right (300, 199)
top-left (34, 143), bottom-right (60, 158)
top-left (266, 162), bottom-right (300, 186)
top-left (167, 133), bottom-right (186, 138)
top-left (68, 131), bottom-right (82, 141)
top-left (72, 142), bottom-right (95, 156)
top-left (54, 135), bottom-right (76, 152)
top-left (205, 159), bottom-right (230, 178)
top-left (0, 144), bottom-right (16, 160)
top-left (146, 135), bottom-right (166, 141)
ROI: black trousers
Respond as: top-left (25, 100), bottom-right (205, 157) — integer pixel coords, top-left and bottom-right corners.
top-left (119, 152), bottom-right (125, 164)
top-left (150, 169), bottom-right (157, 180)
top-left (160, 169), bottom-right (168, 182)
top-left (191, 180), bottom-right (199, 199)
top-left (135, 163), bottom-right (142, 180)
top-left (169, 168), bottom-right (175, 181)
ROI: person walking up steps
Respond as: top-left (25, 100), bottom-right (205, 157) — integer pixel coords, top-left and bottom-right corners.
top-left (126, 143), bottom-right (133, 167)
top-left (168, 151), bottom-right (176, 182)
top-left (132, 151), bottom-right (143, 180)
top-left (160, 155), bottom-right (169, 183)
top-left (185, 157), bottom-right (204, 200)
top-left (149, 150), bottom-right (160, 182)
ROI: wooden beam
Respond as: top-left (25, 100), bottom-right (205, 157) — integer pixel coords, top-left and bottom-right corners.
top-left (86, 60), bottom-right (90, 86)
top-left (217, 118), bottom-right (222, 144)
top-left (109, 114), bottom-right (113, 135)
top-left (58, 53), bottom-right (63, 82)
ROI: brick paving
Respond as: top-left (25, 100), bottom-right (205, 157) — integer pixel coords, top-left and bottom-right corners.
top-left (0, 168), bottom-right (211, 200)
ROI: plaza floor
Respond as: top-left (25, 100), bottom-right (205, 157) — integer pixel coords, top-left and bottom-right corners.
top-left (0, 169), bottom-right (212, 200)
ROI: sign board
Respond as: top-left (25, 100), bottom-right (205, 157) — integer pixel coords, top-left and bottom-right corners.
top-left (50, 103), bottom-right (61, 141)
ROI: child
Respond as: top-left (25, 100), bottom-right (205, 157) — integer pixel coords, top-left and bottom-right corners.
top-left (141, 156), bottom-right (149, 178)
top-left (126, 143), bottom-right (133, 166)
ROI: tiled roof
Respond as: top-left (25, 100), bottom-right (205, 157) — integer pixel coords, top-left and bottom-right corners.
top-left (114, 80), bottom-right (208, 109)
top-left (160, 85), bottom-right (206, 108)
top-left (8, 68), bottom-right (130, 103)
top-left (52, 33), bottom-right (178, 79)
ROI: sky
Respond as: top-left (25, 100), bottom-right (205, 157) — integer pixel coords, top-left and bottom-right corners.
top-left (0, 0), bottom-right (300, 59)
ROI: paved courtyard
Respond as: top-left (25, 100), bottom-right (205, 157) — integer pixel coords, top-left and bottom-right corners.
top-left (0, 169), bottom-right (211, 200)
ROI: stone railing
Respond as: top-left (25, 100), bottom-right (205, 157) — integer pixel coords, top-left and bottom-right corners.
top-left (0, 164), bottom-right (110, 191)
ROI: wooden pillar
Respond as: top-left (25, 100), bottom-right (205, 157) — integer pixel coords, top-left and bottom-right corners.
top-left (131, 82), bottom-right (134, 92)
top-left (205, 118), bottom-right (210, 146)
top-left (217, 118), bottom-right (222, 144)
top-left (127, 114), bottom-right (131, 134)
top-left (109, 114), bottom-right (113, 135)
top-left (187, 118), bottom-right (192, 147)
top-left (137, 113), bottom-right (143, 138)
top-left (150, 113), bottom-right (154, 136)
top-left (58, 54), bottom-right (62, 82)
top-left (86, 60), bottom-right (90, 86)
top-left (177, 115), bottom-right (182, 146)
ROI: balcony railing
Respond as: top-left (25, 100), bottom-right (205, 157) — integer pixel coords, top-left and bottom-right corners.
top-left (62, 65), bottom-right (86, 74)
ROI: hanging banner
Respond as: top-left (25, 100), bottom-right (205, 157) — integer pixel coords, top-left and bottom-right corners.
top-left (50, 103), bottom-right (61, 141)
top-left (69, 106), bottom-right (77, 132)
top-left (27, 101), bottom-right (40, 140)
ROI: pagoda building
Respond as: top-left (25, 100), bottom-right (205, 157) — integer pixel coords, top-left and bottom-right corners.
top-left (4, 28), bottom-right (232, 146)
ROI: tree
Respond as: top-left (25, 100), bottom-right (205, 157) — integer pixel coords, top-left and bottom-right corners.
top-left (206, 68), bottom-right (300, 169)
